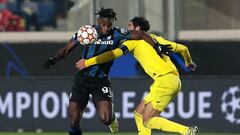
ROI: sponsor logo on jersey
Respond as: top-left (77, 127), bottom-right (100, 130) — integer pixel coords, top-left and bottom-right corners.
top-left (95, 39), bottom-right (114, 45)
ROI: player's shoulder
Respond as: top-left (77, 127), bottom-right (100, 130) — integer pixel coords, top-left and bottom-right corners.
top-left (150, 34), bottom-right (167, 42)
top-left (113, 26), bottom-right (129, 35)
top-left (150, 34), bottom-right (163, 39)
top-left (122, 40), bottom-right (140, 46)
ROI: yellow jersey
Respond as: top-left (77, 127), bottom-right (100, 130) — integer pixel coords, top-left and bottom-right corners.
top-left (85, 34), bottom-right (193, 79)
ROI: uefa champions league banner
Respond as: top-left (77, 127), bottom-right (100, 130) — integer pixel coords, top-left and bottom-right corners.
top-left (0, 77), bottom-right (240, 132)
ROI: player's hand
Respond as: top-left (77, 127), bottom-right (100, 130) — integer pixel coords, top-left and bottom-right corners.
top-left (75, 59), bottom-right (86, 70)
top-left (43, 57), bottom-right (57, 69)
top-left (187, 62), bottom-right (197, 71)
top-left (154, 43), bottom-right (173, 58)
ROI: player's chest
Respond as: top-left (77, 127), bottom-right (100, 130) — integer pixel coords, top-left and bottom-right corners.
top-left (95, 34), bottom-right (121, 48)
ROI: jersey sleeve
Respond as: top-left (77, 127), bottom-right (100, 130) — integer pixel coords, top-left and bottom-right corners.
top-left (153, 35), bottom-right (178, 50)
top-left (120, 40), bottom-right (136, 53)
top-left (173, 43), bottom-right (193, 65)
top-left (85, 48), bottom-right (124, 67)
top-left (154, 35), bottom-right (193, 65)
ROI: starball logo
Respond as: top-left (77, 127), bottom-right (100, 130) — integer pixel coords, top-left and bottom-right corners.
top-left (221, 86), bottom-right (240, 124)
top-left (0, 44), bottom-right (29, 77)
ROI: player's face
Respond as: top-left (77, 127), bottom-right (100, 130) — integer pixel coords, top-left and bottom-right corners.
top-left (97, 18), bottom-right (114, 35)
top-left (127, 22), bottom-right (135, 30)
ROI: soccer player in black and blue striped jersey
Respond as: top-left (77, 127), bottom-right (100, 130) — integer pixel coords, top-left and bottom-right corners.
top-left (43, 7), bottom-right (166, 135)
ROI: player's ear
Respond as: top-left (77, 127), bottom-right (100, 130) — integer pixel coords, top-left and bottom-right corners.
top-left (136, 26), bottom-right (141, 31)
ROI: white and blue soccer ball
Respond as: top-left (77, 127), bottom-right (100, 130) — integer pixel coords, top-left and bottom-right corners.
top-left (77, 25), bottom-right (98, 45)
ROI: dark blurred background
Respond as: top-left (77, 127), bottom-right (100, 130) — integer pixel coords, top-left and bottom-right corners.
top-left (1, 0), bottom-right (240, 133)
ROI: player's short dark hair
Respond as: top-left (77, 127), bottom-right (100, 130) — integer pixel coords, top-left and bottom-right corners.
top-left (95, 7), bottom-right (117, 20)
top-left (130, 17), bottom-right (150, 32)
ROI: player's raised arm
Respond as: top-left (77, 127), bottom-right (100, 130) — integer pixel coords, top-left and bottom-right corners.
top-left (156, 36), bottom-right (197, 71)
top-left (43, 38), bottom-right (78, 69)
top-left (130, 30), bottom-right (171, 56)
top-left (128, 20), bottom-right (171, 57)
top-left (174, 43), bottom-right (197, 71)
top-left (130, 30), bottom-right (155, 45)
top-left (75, 48), bottom-right (124, 70)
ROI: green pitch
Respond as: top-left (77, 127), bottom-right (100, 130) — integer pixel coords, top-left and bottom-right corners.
top-left (1, 132), bottom-right (240, 135)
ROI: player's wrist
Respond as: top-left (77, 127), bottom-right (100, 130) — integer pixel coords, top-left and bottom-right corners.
top-left (153, 43), bottom-right (162, 53)
top-left (49, 57), bottom-right (57, 65)
top-left (84, 59), bottom-right (90, 67)
top-left (85, 57), bottom-right (97, 67)
top-left (43, 57), bottom-right (57, 69)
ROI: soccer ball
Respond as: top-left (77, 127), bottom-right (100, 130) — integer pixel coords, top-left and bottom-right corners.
top-left (77, 25), bottom-right (98, 45)
top-left (221, 86), bottom-right (240, 124)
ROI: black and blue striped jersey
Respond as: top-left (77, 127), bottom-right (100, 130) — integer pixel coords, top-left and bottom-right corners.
top-left (71, 26), bottom-right (131, 78)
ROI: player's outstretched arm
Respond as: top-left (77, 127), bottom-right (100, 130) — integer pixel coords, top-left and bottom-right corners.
top-left (43, 39), bottom-right (77, 69)
top-left (75, 48), bottom-right (124, 70)
top-left (130, 30), bottom-right (156, 46)
top-left (154, 36), bottom-right (197, 71)
top-left (174, 43), bottom-right (197, 71)
top-left (130, 31), bottom-right (172, 56)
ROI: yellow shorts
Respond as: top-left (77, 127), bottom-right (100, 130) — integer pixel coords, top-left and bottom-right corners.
top-left (144, 73), bottom-right (181, 112)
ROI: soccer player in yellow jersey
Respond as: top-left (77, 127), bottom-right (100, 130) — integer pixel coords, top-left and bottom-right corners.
top-left (75, 17), bottom-right (198, 135)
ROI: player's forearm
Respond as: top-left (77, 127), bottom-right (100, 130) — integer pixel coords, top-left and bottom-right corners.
top-left (139, 31), bottom-right (156, 46)
top-left (53, 47), bottom-right (68, 60)
top-left (176, 44), bottom-right (193, 65)
top-left (85, 48), bottom-right (123, 67)
top-left (54, 40), bottom-right (76, 61)
top-left (130, 31), bottom-right (156, 46)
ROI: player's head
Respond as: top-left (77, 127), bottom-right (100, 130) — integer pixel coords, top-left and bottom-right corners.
top-left (127, 17), bottom-right (150, 32)
top-left (95, 7), bottom-right (117, 35)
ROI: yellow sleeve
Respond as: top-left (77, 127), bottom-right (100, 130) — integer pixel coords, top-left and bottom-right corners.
top-left (153, 35), bottom-right (178, 50)
top-left (121, 40), bottom-right (136, 51)
top-left (85, 48), bottom-right (124, 67)
top-left (153, 35), bottom-right (193, 66)
top-left (174, 44), bottom-right (193, 65)
top-left (85, 40), bottom-right (135, 67)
